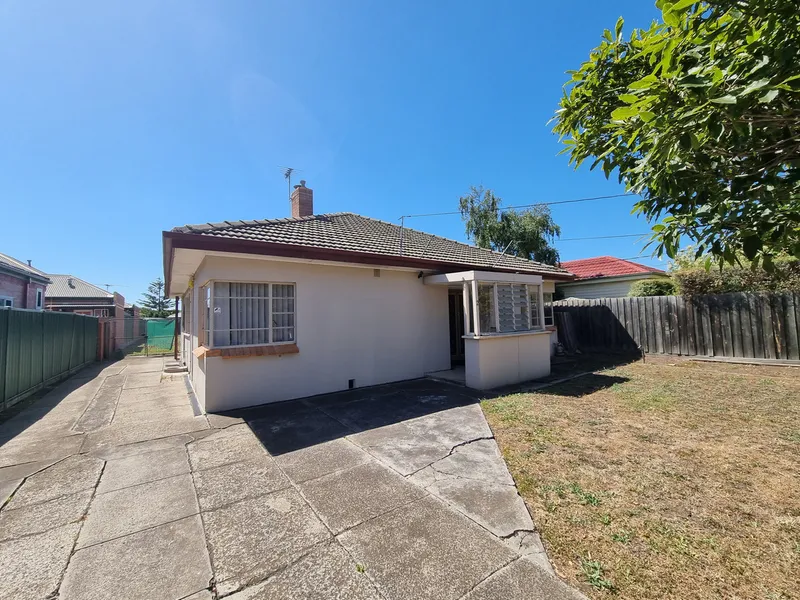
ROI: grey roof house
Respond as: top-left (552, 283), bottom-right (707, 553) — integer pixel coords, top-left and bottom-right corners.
top-left (45, 275), bottom-right (123, 318)
top-left (164, 181), bottom-right (575, 413)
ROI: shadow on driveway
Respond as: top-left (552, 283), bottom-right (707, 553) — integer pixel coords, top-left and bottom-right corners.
top-left (216, 379), bottom-right (484, 456)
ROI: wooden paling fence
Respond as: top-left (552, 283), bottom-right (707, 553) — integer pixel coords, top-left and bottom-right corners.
top-left (553, 292), bottom-right (800, 360)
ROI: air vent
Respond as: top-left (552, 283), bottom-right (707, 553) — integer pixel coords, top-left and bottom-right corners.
top-left (373, 269), bottom-right (381, 278)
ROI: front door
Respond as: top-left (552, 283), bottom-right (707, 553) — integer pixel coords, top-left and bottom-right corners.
top-left (448, 292), bottom-right (465, 365)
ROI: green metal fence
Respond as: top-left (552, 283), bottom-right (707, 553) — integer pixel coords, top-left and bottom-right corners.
top-left (0, 308), bottom-right (98, 413)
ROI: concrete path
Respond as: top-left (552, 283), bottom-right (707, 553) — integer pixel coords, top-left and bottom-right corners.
top-left (0, 356), bottom-right (584, 600)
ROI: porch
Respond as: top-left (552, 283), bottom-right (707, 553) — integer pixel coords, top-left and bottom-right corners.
top-left (424, 270), bottom-right (553, 390)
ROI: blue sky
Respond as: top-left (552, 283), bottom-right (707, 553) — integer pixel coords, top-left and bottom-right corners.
top-left (1, 1), bottom-right (664, 303)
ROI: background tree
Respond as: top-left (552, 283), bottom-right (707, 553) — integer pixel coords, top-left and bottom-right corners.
top-left (553, 0), bottom-right (800, 269)
top-left (628, 278), bottom-right (677, 297)
top-left (139, 277), bottom-right (174, 318)
top-left (459, 185), bottom-right (561, 265)
top-left (670, 248), bottom-right (800, 295)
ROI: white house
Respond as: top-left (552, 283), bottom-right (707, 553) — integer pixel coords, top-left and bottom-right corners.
top-left (163, 182), bottom-right (574, 413)
top-left (557, 256), bottom-right (667, 299)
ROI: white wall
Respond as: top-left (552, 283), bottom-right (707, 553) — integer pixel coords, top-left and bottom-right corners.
top-left (192, 256), bottom-right (450, 412)
top-left (464, 332), bottom-right (551, 390)
top-left (557, 279), bottom-right (637, 299)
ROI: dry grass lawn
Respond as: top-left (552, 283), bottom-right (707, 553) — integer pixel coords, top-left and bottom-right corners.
top-left (482, 358), bottom-right (800, 600)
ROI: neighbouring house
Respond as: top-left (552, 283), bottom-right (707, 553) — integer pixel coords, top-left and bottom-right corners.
top-left (163, 181), bottom-right (575, 413)
top-left (0, 252), bottom-right (50, 310)
top-left (45, 274), bottom-right (122, 317)
top-left (556, 256), bottom-right (667, 299)
top-left (45, 275), bottom-right (141, 350)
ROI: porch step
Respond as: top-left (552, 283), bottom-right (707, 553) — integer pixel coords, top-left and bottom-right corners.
top-left (164, 361), bottom-right (188, 374)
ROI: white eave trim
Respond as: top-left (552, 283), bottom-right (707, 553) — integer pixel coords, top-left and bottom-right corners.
top-left (423, 270), bottom-right (544, 285)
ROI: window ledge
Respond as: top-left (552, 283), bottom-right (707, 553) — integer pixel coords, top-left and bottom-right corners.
top-left (193, 344), bottom-right (299, 359)
top-left (463, 330), bottom-right (551, 340)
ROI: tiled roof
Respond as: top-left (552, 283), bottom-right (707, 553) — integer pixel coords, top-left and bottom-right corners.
top-left (560, 256), bottom-right (665, 281)
top-left (172, 213), bottom-right (572, 277)
top-left (0, 252), bottom-right (51, 282)
top-left (46, 274), bottom-right (113, 299)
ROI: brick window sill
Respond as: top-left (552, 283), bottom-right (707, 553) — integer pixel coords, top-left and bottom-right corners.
top-left (193, 343), bottom-right (299, 359)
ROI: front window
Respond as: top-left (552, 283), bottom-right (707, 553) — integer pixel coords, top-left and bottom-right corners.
top-left (0, 296), bottom-right (12, 308)
top-left (205, 281), bottom-right (295, 348)
top-left (36, 289), bottom-right (43, 310)
top-left (477, 283), bottom-right (543, 334)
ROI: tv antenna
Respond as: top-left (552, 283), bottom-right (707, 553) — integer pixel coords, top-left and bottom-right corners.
top-left (279, 166), bottom-right (303, 200)
top-left (104, 284), bottom-right (127, 291)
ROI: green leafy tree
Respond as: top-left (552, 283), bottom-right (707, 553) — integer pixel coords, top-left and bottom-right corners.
top-left (459, 185), bottom-right (561, 265)
top-left (628, 278), bottom-right (677, 297)
top-left (139, 277), bottom-right (174, 318)
top-left (670, 248), bottom-right (800, 295)
top-left (553, 0), bottom-right (800, 269)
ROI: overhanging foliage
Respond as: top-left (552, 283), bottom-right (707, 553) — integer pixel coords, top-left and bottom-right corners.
top-left (553, 0), bottom-right (800, 268)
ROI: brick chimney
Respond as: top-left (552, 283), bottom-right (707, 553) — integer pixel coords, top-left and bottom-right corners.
top-left (290, 180), bottom-right (313, 218)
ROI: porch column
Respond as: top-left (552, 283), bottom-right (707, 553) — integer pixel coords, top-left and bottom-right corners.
top-left (471, 279), bottom-right (481, 337)
top-left (538, 284), bottom-right (546, 330)
top-left (462, 281), bottom-right (471, 335)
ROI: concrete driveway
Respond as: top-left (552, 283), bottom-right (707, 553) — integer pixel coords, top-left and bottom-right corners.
top-left (0, 356), bottom-right (583, 600)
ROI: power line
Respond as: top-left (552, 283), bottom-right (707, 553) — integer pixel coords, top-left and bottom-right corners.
top-left (556, 233), bottom-right (649, 242)
top-left (399, 193), bottom-right (639, 220)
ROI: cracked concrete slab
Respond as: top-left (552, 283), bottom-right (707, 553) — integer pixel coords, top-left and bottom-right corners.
top-left (193, 457), bottom-right (290, 511)
top-left (72, 374), bottom-right (124, 432)
top-left (187, 425), bottom-right (267, 472)
top-left (61, 515), bottom-right (212, 600)
top-left (203, 487), bottom-right (331, 596)
top-left (0, 522), bottom-right (80, 600)
top-left (0, 479), bottom-right (20, 508)
top-left (0, 433), bottom-right (84, 469)
top-left (225, 542), bottom-right (383, 600)
top-left (88, 433), bottom-right (195, 461)
top-left (97, 447), bottom-right (190, 494)
top-left (7, 455), bottom-right (103, 510)
top-left (274, 437), bottom-right (370, 484)
top-left (463, 557), bottom-right (587, 600)
top-left (299, 460), bottom-right (426, 534)
top-left (116, 386), bottom-right (192, 408)
top-left (0, 360), bottom-right (581, 600)
top-left (426, 478), bottom-right (534, 538)
top-left (111, 403), bottom-right (196, 426)
top-left (0, 459), bottom-right (59, 483)
top-left (338, 495), bottom-right (516, 600)
top-left (0, 489), bottom-right (92, 542)
top-left (77, 473), bottom-right (198, 548)
top-left (427, 438), bottom-right (514, 485)
top-left (82, 415), bottom-right (209, 452)
top-left (349, 422), bottom-right (451, 476)
top-left (404, 404), bottom-right (493, 449)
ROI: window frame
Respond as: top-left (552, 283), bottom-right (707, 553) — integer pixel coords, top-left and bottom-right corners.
top-left (475, 282), bottom-right (546, 335)
top-left (36, 289), bottom-right (43, 310)
top-left (0, 295), bottom-right (13, 308)
top-left (543, 292), bottom-right (555, 327)
top-left (203, 279), bottom-right (297, 349)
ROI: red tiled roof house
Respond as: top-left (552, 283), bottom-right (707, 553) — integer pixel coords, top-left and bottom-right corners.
top-left (556, 256), bottom-right (667, 299)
